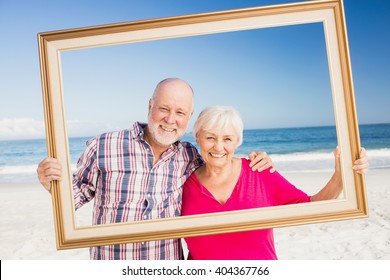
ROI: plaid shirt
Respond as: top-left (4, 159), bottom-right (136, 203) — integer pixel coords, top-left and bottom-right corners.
top-left (73, 122), bottom-right (202, 259)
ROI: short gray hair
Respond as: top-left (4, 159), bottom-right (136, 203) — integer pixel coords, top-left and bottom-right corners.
top-left (193, 106), bottom-right (244, 147)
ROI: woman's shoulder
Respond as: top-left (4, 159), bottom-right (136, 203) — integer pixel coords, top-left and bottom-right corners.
top-left (240, 157), bottom-right (251, 167)
top-left (239, 158), bottom-right (257, 177)
top-left (239, 157), bottom-right (268, 171)
top-left (183, 169), bottom-right (200, 188)
top-left (239, 157), bottom-right (276, 178)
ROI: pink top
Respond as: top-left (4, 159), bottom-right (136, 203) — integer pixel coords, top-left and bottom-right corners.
top-left (181, 158), bottom-right (311, 260)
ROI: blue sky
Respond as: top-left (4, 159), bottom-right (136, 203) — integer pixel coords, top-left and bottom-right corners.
top-left (0, 0), bottom-right (389, 140)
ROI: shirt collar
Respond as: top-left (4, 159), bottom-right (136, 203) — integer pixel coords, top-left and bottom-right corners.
top-left (131, 121), bottom-right (147, 139)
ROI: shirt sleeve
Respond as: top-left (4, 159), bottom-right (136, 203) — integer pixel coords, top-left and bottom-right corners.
top-left (73, 137), bottom-right (99, 210)
top-left (263, 170), bottom-right (311, 206)
top-left (183, 141), bottom-right (204, 175)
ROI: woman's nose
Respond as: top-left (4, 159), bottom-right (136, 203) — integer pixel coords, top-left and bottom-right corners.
top-left (214, 140), bottom-right (224, 151)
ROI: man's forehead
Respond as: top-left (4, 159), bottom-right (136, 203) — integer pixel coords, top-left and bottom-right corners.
top-left (155, 91), bottom-right (193, 106)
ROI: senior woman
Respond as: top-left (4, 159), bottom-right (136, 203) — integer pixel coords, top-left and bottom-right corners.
top-left (181, 106), bottom-right (368, 260)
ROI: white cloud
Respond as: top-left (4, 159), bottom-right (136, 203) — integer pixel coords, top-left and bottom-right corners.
top-left (66, 120), bottom-right (131, 138)
top-left (0, 118), bottom-right (135, 140)
top-left (0, 118), bottom-right (45, 140)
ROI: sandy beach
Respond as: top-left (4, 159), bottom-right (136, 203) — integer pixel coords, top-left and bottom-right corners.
top-left (0, 169), bottom-right (389, 260)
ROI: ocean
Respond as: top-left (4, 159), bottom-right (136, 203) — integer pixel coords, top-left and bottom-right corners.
top-left (0, 123), bottom-right (389, 183)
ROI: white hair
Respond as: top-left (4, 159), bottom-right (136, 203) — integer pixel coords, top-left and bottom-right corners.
top-left (193, 105), bottom-right (244, 147)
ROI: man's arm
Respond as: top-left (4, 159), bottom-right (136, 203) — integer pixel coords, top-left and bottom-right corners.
top-left (36, 137), bottom-right (100, 210)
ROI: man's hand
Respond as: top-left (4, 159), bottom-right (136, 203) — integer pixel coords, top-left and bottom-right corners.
top-left (36, 157), bottom-right (62, 193)
top-left (248, 151), bottom-right (276, 173)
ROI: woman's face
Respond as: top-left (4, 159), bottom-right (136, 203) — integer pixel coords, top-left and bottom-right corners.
top-left (196, 125), bottom-right (240, 168)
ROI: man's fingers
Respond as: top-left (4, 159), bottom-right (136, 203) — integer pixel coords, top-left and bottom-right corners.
top-left (36, 157), bottom-right (62, 193)
top-left (251, 161), bottom-right (271, 172)
top-left (248, 152), bottom-right (259, 166)
top-left (248, 152), bottom-right (267, 168)
top-left (247, 152), bottom-right (276, 173)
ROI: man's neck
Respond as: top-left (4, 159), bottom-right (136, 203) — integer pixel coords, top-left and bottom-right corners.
top-left (143, 130), bottom-right (171, 165)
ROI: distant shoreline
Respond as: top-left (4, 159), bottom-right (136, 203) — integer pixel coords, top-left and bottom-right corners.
top-left (0, 122), bottom-right (389, 142)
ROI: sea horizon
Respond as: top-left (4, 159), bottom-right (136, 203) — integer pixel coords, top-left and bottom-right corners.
top-left (1, 122), bottom-right (389, 142)
top-left (0, 123), bottom-right (389, 183)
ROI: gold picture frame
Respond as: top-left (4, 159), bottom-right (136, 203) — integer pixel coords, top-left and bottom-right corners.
top-left (38, 0), bottom-right (367, 250)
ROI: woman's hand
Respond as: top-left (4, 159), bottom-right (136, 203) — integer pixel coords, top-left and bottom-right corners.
top-left (353, 147), bottom-right (369, 174)
top-left (335, 146), bottom-right (369, 174)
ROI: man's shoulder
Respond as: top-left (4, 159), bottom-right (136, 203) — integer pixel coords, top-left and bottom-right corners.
top-left (178, 140), bottom-right (197, 151)
top-left (84, 129), bottom-right (131, 147)
top-left (176, 141), bottom-right (203, 169)
top-left (177, 141), bottom-right (201, 161)
top-left (95, 129), bottom-right (131, 140)
top-left (93, 122), bottom-right (140, 140)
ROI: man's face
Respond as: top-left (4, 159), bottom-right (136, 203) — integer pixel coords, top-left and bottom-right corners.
top-left (147, 80), bottom-right (193, 149)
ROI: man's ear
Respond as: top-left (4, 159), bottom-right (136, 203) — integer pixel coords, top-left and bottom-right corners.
top-left (148, 99), bottom-right (152, 112)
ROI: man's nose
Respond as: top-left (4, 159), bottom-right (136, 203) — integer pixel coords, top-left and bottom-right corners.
top-left (165, 112), bottom-right (175, 124)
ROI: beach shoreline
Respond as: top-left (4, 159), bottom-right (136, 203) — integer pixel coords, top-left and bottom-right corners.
top-left (0, 168), bottom-right (389, 260)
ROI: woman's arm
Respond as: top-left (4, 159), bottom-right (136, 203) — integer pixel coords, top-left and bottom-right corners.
top-left (311, 147), bottom-right (368, 202)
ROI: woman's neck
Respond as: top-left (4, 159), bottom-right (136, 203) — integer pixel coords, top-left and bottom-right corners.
top-left (195, 158), bottom-right (242, 205)
top-left (202, 160), bottom-right (234, 177)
